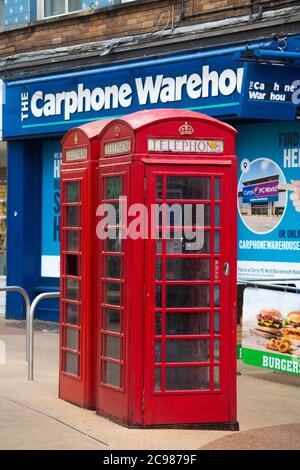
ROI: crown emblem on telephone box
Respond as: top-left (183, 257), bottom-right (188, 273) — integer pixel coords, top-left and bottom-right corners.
top-left (179, 122), bottom-right (194, 136)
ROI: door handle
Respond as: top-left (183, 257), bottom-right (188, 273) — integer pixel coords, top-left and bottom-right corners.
top-left (224, 262), bottom-right (230, 276)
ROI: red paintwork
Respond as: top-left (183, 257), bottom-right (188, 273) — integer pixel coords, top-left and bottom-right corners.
top-left (60, 119), bottom-right (113, 409)
top-left (95, 109), bottom-right (238, 427)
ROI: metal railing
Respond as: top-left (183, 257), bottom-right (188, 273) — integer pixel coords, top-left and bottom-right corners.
top-left (0, 286), bottom-right (31, 361)
top-left (28, 292), bottom-right (60, 381)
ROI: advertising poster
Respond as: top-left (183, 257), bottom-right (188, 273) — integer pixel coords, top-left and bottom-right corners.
top-left (237, 121), bottom-right (300, 281)
top-left (41, 141), bottom-right (61, 278)
top-left (242, 287), bottom-right (300, 375)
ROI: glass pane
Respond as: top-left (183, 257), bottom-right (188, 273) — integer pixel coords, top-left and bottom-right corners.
top-left (156, 230), bottom-right (210, 254)
top-left (66, 181), bottom-right (79, 202)
top-left (166, 285), bottom-right (210, 308)
top-left (106, 176), bottom-right (122, 200)
top-left (166, 339), bottom-right (210, 362)
top-left (214, 205), bottom-right (220, 227)
top-left (166, 312), bottom-right (210, 335)
top-left (167, 177), bottom-right (211, 200)
top-left (106, 282), bottom-right (121, 305)
top-left (156, 258), bottom-right (162, 280)
top-left (214, 177), bottom-right (221, 200)
top-left (214, 285), bottom-right (220, 307)
top-left (66, 328), bottom-right (78, 350)
top-left (69, 0), bottom-right (82, 12)
top-left (214, 366), bottom-right (220, 389)
top-left (105, 309), bottom-right (121, 333)
top-left (166, 366), bottom-right (210, 390)
top-left (156, 286), bottom-right (162, 308)
top-left (65, 352), bottom-right (79, 376)
top-left (155, 204), bottom-right (210, 228)
top-left (155, 313), bottom-right (162, 335)
top-left (104, 362), bottom-right (120, 388)
top-left (66, 278), bottom-right (79, 301)
top-left (105, 335), bottom-right (121, 360)
top-left (66, 302), bottom-right (79, 325)
top-left (214, 339), bottom-right (220, 362)
top-left (66, 255), bottom-right (79, 276)
top-left (155, 341), bottom-right (161, 363)
top-left (44, 0), bottom-right (65, 17)
top-left (106, 256), bottom-right (121, 279)
top-left (155, 368), bottom-right (161, 391)
top-left (156, 176), bottom-right (163, 199)
top-left (166, 258), bottom-right (210, 281)
top-left (67, 206), bottom-right (79, 227)
top-left (214, 231), bottom-right (220, 254)
top-left (67, 231), bottom-right (80, 252)
top-left (106, 230), bottom-right (122, 252)
top-left (214, 312), bottom-right (220, 334)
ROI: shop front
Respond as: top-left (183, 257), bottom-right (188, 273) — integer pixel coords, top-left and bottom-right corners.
top-left (3, 35), bottom-right (300, 320)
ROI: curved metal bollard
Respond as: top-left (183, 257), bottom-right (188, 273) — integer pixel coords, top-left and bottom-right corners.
top-left (0, 286), bottom-right (31, 361)
top-left (28, 292), bottom-right (60, 381)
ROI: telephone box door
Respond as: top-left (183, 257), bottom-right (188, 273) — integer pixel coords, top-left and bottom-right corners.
top-left (143, 164), bottom-right (237, 426)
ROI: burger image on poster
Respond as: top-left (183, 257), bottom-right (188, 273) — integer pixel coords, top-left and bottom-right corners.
top-left (242, 288), bottom-right (300, 357)
top-left (238, 158), bottom-right (287, 234)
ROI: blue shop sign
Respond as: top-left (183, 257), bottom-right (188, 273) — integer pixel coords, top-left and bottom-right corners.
top-left (2, 51), bottom-right (300, 138)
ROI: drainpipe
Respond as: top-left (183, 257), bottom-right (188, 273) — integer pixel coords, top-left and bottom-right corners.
top-left (180, 0), bottom-right (185, 20)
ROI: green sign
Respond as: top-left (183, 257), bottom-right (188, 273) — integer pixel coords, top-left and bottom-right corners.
top-left (243, 348), bottom-right (300, 375)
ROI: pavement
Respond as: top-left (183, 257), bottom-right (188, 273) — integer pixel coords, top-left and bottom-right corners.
top-left (0, 319), bottom-right (299, 450)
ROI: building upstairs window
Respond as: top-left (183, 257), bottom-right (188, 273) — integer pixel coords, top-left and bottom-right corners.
top-left (42, 1), bottom-right (136, 19)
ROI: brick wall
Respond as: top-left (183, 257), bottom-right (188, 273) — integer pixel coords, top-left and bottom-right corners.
top-left (0, 0), bottom-right (297, 58)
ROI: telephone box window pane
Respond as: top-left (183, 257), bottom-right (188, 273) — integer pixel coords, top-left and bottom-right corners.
top-left (105, 335), bottom-right (121, 360)
top-left (155, 341), bottom-right (161, 363)
top-left (166, 285), bottom-right (210, 308)
top-left (65, 352), bottom-right (79, 376)
top-left (66, 255), bottom-right (79, 276)
top-left (214, 231), bottom-right (220, 253)
top-left (106, 256), bottom-right (121, 279)
top-left (106, 231), bottom-right (122, 252)
top-left (157, 231), bottom-right (210, 254)
top-left (166, 312), bottom-right (210, 335)
top-left (166, 258), bottom-right (210, 281)
top-left (166, 366), bottom-right (210, 391)
top-left (214, 285), bottom-right (220, 307)
top-left (167, 204), bottom-right (210, 228)
top-left (106, 176), bottom-right (122, 200)
top-left (155, 368), bottom-right (161, 391)
top-left (156, 259), bottom-right (162, 280)
top-left (67, 207), bottom-right (79, 227)
top-left (214, 177), bottom-right (221, 200)
top-left (214, 366), bottom-right (220, 389)
top-left (66, 181), bottom-right (79, 202)
top-left (66, 303), bottom-right (79, 325)
top-left (156, 286), bottom-right (162, 308)
top-left (104, 362), bottom-right (120, 388)
top-left (166, 339), bottom-right (210, 362)
top-left (66, 279), bottom-right (79, 301)
top-left (67, 231), bottom-right (80, 252)
top-left (214, 205), bottom-right (221, 227)
top-left (167, 177), bottom-right (211, 200)
top-left (214, 312), bottom-right (220, 334)
top-left (106, 283), bottom-right (121, 305)
top-left (66, 328), bottom-right (79, 350)
top-left (106, 309), bottom-right (121, 333)
top-left (156, 176), bottom-right (163, 199)
top-left (156, 313), bottom-right (162, 335)
top-left (214, 339), bottom-right (220, 362)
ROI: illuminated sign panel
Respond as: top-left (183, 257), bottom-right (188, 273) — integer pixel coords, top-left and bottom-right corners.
top-left (148, 138), bottom-right (224, 153)
top-left (104, 139), bottom-right (131, 156)
top-left (65, 147), bottom-right (88, 161)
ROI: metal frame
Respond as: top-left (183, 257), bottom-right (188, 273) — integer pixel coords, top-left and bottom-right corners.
top-left (28, 292), bottom-right (60, 381)
top-left (0, 286), bottom-right (30, 361)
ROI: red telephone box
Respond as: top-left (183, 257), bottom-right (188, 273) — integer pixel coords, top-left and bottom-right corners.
top-left (60, 119), bottom-right (113, 409)
top-left (96, 109), bottom-right (238, 428)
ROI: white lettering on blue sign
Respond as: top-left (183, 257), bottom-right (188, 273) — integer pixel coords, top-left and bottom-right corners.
top-left (25, 65), bottom-right (244, 122)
